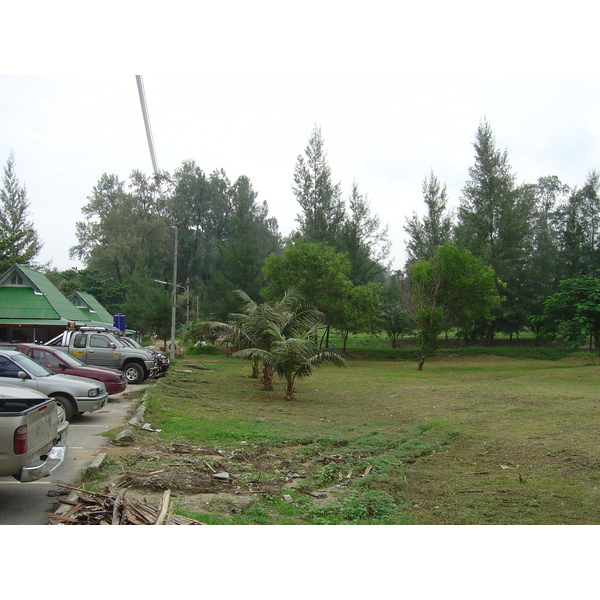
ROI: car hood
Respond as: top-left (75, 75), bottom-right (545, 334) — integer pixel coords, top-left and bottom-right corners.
top-left (49, 373), bottom-right (106, 390)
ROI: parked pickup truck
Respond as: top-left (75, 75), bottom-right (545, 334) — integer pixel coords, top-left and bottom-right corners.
top-left (0, 385), bottom-right (68, 482)
top-left (0, 349), bottom-right (109, 421)
top-left (45, 328), bottom-right (159, 385)
top-left (116, 336), bottom-right (170, 377)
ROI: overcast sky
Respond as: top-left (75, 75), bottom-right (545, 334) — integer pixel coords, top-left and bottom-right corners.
top-left (2, 1), bottom-right (600, 274)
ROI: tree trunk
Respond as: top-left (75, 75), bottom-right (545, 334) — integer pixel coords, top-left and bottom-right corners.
top-left (418, 355), bottom-right (425, 371)
top-left (262, 363), bottom-right (274, 391)
top-left (251, 358), bottom-right (260, 379)
top-left (285, 382), bottom-right (295, 400)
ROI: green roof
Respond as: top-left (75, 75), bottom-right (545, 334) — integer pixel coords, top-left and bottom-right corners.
top-left (0, 265), bottom-right (87, 323)
top-left (69, 291), bottom-right (114, 325)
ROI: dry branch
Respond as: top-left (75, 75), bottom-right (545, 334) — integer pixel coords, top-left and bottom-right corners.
top-left (48, 485), bottom-right (204, 525)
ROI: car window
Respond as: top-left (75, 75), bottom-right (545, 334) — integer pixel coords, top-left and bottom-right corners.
top-left (74, 334), bottom-right (87, 349)
top-left (90, 335), bottom-right (111, 348)
top-left (30, 349), bottom-right (62, 369)
top-left (53, 349), bottom-right (84, 367)
top-left (11, 352), bottom-right (54, 377)
top-left (0, 356), bottom-right (22, 377)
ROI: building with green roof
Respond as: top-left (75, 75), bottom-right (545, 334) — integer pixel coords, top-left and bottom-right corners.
top-left (0, 264), bottom-right (115, 342)
top-left (69, 291), bottom-right (116, 328)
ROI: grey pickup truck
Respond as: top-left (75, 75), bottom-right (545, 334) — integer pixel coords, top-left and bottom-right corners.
top-left (46, 327), bottom-right (160, 385)
top-left (0, 386), bottom-right (68, 482)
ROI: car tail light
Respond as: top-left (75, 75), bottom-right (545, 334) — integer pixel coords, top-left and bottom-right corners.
top-left (14, 425), bottom-right (27, 455)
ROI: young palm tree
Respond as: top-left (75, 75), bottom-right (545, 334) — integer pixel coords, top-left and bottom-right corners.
top-left (190, 289), bottom-right (326, 389)
top-left (234, 322), bottom-right (347, 400)
top-left (229, 290), bottom-right (320, 391)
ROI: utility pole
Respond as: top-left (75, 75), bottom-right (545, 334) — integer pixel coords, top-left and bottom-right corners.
top-left (136, 75), bottom-right (177, 360)
top-left (170, 225), bottom-right (178, 362)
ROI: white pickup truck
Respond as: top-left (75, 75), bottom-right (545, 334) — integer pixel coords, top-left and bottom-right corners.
top-left (0, 386), bottom-right (68, 482)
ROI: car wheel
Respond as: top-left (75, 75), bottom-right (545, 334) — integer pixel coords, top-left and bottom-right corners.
top-left (52, 394), bottom-right (75, 421)
top-left (124, 363), bottom-right (144, 384)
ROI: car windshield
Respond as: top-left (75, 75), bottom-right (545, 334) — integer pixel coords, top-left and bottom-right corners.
top-left (52, 349), bottom-right (84, 367)
top-left (122, 337), bottom-right (141, 348)
top-left (12, 352), bottom-right (54, 377)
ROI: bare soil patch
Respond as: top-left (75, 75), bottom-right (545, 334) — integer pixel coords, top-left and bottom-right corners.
top-left (100, 433), bottom-right (331, 520)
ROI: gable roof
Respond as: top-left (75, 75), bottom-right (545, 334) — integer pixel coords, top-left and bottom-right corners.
top-left (69, 291), bottom-right (114, 326)
top-left (0, 264), bottom-right (117, 330)
top-left (0, 264), bottom-right (88, 325)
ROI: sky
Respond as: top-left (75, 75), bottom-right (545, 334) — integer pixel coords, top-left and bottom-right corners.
top-left (2, 1), bottom-right (600, 277)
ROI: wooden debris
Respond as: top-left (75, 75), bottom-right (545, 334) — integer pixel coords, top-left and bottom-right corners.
top-left (48, 485), bottom-right (204, 525)
top-left (155, 490), bottom-right (171, 525)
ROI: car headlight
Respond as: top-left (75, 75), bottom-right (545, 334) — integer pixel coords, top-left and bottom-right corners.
top-left (88, 386), bottom-right (104, 397)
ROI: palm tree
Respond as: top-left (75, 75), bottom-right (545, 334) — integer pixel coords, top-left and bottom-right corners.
top-left (234, 322), bottom-right (347, 400)
top-left (190, 289), bottom-right (327, 390)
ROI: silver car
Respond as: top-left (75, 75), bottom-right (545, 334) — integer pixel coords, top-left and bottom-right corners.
top-left (0, 350), bottom-right (108, 421)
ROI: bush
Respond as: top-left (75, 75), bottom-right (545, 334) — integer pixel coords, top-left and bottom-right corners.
top-left (184, 344), bottom-right (224, 356)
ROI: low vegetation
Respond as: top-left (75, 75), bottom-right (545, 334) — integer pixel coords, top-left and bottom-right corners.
top-left (103, 341), bottom-right (600, 525)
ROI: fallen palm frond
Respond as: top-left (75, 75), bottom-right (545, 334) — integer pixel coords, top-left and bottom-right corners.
top-left (48, 485), bottom-right (204, 525)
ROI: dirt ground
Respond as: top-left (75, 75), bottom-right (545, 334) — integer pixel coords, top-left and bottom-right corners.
top-left (100, 432), bottom-right (333, 520)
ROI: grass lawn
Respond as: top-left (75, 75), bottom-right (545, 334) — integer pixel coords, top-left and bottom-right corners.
top-left (120, 348), bottom-right (600, 525)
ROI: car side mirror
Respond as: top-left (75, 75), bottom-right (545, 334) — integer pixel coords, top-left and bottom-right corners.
top-left (58, 362), bottom-right (68, 369)
top-left (17, 370), bottom-right (28, 379)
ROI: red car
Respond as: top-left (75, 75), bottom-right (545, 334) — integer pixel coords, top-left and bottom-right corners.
top-left (0, 343), bottom-right (127, 395)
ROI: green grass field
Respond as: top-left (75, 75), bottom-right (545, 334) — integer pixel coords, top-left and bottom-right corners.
top-left (125, 341), bottom-right (600, 525)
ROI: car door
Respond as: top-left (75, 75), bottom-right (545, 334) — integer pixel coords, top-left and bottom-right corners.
top-left (28, 348), bottom-right (63, 374)
top-left (0, 355), bottom-right (39, 392)
top-left (86, 334), bottom-right (119, 368)
top-left (71, 332), bottom-right (89, 363)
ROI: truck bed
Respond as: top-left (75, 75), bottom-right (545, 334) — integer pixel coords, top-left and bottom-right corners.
top-left (0, 395), bottom-right (68, 482)
top-left (0, 398), bottom-right (53, 414)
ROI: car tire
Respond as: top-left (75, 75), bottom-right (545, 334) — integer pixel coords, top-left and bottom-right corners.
top-left (52, 394), bottom-right (75, 421)
top-left (124, 362), bottom-right (144, 384)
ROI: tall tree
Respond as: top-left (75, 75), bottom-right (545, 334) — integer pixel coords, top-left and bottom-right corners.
top-left (338, 181), bottom-right (390, 285)
top-left (121, 274), bottom-right (172, 341)
top-left (208, 175), bottom-right (281, 318)
top-left (292, 125), bottom-right (345, 245)
top-left (70, 171), bottom-right (172, 283)
top-left (525, 176), bottom-right (570, 322)
top-left (454, 119), bottom-right (535, 338)
top-left (554, 171), bottom-right (600, 280)
top-left (0, 152), bottom-right (42, 272)
top-left (404, 170), bottom-right (453, 265)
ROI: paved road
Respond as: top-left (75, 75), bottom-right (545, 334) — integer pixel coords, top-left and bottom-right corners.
top-left (0, 388), bottom-right (143, 525)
